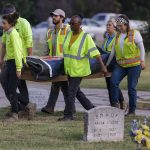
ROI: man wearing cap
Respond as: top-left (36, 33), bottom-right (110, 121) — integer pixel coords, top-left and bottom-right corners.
top-left (0, 4), bottom-right (36, 120)
top-left (41, 9), bottom-right (70, 114)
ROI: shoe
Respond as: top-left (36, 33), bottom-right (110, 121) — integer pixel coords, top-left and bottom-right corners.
top-left (5, 107), bottom-right (13, 117)
top-left (57, 116), bottom-right (75, 121)
top-left (26, 102), bottom-right (37, 120)
top-left (111, 102), bottom-right (119, 108)
top-left (18, 110), bottom-right (28, 118)
top-left (119, 100), bottom-right (126, 110)
top-left (5, 110), bottom-right (12, 117)
top-left (4, 113), bottom-right (18, 122)
top-left (125, 111), bottom-right (135, 117)
top-left (41, 106), bottom-right (54, 114)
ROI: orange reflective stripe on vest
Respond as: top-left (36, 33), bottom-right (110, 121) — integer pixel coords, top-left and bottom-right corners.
top-left (117, 56), bottom-right (141, 65)
top-left (59, 44), bottom-right (63, 53)
top-left (60, 25), bottom-right (67, 35)
top-left (115, 32), bottom-right (120, 45)
top-left (115, 30), bottom-right (141, 67)
top-left (47, 24), bottom-right (69, 56)
top-left (47, 29), bottom-right (53, 39)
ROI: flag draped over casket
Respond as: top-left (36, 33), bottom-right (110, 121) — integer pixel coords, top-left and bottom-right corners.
top-left (26, 56), bottom-right (64, 80)
top-left (24, 54), bottom-right (114, 81)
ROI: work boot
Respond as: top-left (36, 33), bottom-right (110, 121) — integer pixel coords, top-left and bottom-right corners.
top-left (119, 100), bottom-right (126, 110)
top-left (26, 102), bottom-right (37, 120)
top-left (4, 113), bottom-right (18, 122)
top-left (41, 106), bottom-right (54, 114)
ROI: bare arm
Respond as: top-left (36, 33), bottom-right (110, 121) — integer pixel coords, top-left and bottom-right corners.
top-left (106, 45), bottom-right (115, 66)
top-left (95, 55), bottom-right (107, 75)
top-left (27, 47), bottom-right (32, 56)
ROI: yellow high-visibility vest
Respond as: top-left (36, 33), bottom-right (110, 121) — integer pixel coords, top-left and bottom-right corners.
top-left (115, 30), bottom-right (141, 67)
top-left (47, 24), bottom-right (69, 56)
top-left (103, 33), bottom-right (116, 52)
top-left (63, 31), bottom-right (100, 77)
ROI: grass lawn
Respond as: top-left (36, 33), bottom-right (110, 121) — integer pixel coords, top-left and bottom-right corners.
top-left (81, 54), bottom-right (150, 91)
top-left (0, 107), bottom-right (148, 150)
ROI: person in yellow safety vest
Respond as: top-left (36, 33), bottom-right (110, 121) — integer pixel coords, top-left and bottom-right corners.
top-left (106, 15), bottom-right (145, 116)
top-left (41, 9), bottom-right (71, 114)
top-left (58, 15), bottom-right (107, 121)
top-left (0, 14), bottom-right (24, 122)
top-left (0, 4), bottom-right (36, 120)
top-left (101, 19), bottom-right (125, 109)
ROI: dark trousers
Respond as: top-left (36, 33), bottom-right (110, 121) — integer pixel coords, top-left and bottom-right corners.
top-left (1, 60), bottom-right (19, 113)
top-left (0, 62), bottom-right (29, 111)
top-left (110, 64), bottom-right (141, 112)
top-left (64, 77), bottom-right (95, 117)
top-left (105, 77), bottom-right (124, 106)
top-left (17, 79), bottom-right (29, 106)
top-left (46, 81), bottom-right (69, 110)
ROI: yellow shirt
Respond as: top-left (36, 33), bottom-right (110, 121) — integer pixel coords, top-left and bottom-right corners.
top-left (2, 17), bottom-right (33, 58)
top-left (2, 28), bottom-right (23, 71)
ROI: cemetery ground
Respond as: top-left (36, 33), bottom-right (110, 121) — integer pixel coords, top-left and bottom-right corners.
top-left (0, 42), bottom-right (150, 149)
top-left (0, 108), bottom-right (148, 150)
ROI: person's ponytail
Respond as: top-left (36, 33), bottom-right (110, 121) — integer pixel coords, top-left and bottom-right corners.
top-left (12, 12), bottom-right (19, 20)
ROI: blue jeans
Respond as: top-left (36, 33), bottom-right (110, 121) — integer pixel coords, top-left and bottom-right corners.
top-left (110, 64), bottom-right (141, 112)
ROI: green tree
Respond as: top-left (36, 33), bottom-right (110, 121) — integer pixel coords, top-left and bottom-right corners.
top-left (118, 0), bottom-right (150, 20)
top-left (0, 0), bottom-right (37, 25)
top-left (142, 19), bottom-right (150, 53)
top-left (73, 0), bottom-right (121, 17)
top-left (118, 0), bottom-right (150, 53)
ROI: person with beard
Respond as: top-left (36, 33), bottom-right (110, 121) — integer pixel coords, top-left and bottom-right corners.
top-left (41, 9), bottom-right (70, 114)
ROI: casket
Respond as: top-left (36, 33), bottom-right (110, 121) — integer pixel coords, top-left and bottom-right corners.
top-left (22, 54), bottom-right (113, 82)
